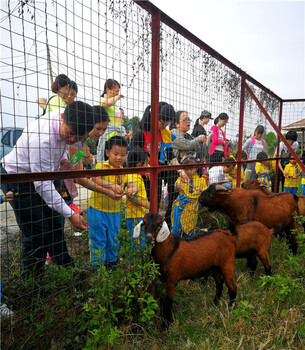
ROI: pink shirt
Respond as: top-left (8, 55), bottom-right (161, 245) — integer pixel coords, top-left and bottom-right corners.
top-left (2, 110), bottom-right (72, 218)
top-left (209, 125), bottom-right (227, 158)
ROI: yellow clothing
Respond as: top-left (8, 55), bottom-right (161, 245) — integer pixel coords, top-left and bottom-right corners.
top-left (96, 97), bottom-right (121, 127)
top-left (255, 162), bottom-right (271, 189)
top-left (224, 165), bottom-right (244, 188)
top-left (125, 173), bottom-right (148, 219)
top-left (172, 174), bottom-right (206, 235)
top-left (301, 177), bottom-right (305, 185)
top-left (88, 161), bottom-right (131, 212)
top-left (284, 163), bottom-right (301, 188)
top-left (176, 173), bottom-right (207, 200)
top-left (44, 95), bottom-right (67, 114)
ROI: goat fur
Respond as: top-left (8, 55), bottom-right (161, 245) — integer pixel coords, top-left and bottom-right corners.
top-left (199, 184), bottom-right (299, 254)
top-left (139, 213), bottom-right (237, 325)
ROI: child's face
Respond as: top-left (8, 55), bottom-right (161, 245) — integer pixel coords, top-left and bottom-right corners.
top-left (290, 160), bottom-right (296, 165)
top-left (106, 145), bottom-right (127, 168)
top-left (227, 148), bottom-right (233, 157)
top-left (262, 160), bottom-right (269, 167)
top-left (184, 162), bottom-right (197, 178)
top-left (222, 165), bottom-right (234, 173)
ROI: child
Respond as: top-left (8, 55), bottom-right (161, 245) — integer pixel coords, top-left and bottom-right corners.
top-left (227, 144), bottom-right (234, 159)
top-left (223, 157), bottom-right (245, 188)
top-left (172, 156), bottom-right (207, 238)
top-left (255, 152), bottom-right (271, 190)
top-left (88, 136), bottom-right (138, 269)
top-left (283, 159), bottom-right (301, 195)
top-left (126, 147), bottom-right (150, 248)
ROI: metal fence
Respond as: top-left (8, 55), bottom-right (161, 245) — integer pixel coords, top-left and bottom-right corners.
top-left (1, 0), bottom-right (304, 347)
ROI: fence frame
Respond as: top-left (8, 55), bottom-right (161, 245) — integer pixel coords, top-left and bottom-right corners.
top-left (1, 0), bottom-right (305, 213)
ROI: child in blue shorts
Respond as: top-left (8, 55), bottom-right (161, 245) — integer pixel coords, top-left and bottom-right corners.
top-left (283, 159), bottom-right (301, 195)
top-left (88, 136), bottom-right (138, 269)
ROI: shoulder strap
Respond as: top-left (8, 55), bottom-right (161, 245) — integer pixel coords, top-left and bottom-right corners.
top-left (42, 95), bottom-right (57, 116)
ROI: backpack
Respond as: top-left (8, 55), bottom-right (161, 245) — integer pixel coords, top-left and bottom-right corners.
top-left (247, 136), bottom-right (265, 159)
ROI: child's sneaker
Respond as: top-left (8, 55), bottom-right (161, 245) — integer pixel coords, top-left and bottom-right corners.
top-left (1, 304), bottom-right (14, 319)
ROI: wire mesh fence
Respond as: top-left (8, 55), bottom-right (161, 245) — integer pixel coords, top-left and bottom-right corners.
top-left (1, 0), bottom-right (304, 348)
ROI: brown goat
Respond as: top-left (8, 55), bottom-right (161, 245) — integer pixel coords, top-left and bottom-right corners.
top-left (242, 179), bottom-right (305, 217)
top-left (200, 221), bottom-right (277, 276)
top-left (199, 184), bottom-right (299, 254)
top-left (134, 213), bottom-right (237, 325)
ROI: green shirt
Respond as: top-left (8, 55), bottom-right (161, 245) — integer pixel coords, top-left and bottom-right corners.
top-left (44, 95), bottom-right (67, 115)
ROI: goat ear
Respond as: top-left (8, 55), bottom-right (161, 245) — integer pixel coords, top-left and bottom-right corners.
top-left (215, 184), bottom-right (229, 191)
top-left (156, 221), bottom-right (171, 242)
top-left (133, 220), bottom-right (144, 239)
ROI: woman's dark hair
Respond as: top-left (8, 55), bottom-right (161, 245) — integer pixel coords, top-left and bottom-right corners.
top-left (93, 105), bottom-right (110, 123)
top-left (101, 79), bottom-right (120, 97)
top-left (138, 102), bottom-right (175, 132)
top-left (254, 125), bottom-right (264, 135)
top-left (51, 74), bottom-right (71, 93)
top-left (128, 146), bottom-right (149, 167)
top-left (285, 130), bottom-right (297, 142)
top-left (256, 151), bottom-right (268, 160)
top-left (214, 112), bottom-right (229, 125)
top-left (170, 110), bottom-right (188, 130)
top-left (63, 101), bottom-right (94, 136)
top-left (69, 80), bottom-right (78, 95)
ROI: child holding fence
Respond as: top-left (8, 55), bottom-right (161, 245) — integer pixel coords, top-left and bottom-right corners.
top-left (255, 151), bottom-right (271, 190)
top-left (283, 159), bottom-right (301, 195)
top-left (125, 147), bottom-right (150, 249)
top-left (172, 156), bottom-right (206, 238)
top-left (88, 136), bottom-right (138, 269)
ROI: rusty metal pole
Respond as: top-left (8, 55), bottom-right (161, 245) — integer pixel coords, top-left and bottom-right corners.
top-left (236, 76), bottom-right (246, 187)
top-left (273, 101), bottom-right (283, 192)
top-left (149, 8), bottom-right (161, 214)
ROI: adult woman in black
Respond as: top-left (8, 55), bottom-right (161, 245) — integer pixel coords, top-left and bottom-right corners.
top-left (192, 110), bottom-right (213, 138)
top-left (130, 102), bottom-right (187, 228)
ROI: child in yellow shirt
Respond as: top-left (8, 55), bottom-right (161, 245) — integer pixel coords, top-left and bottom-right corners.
top-left (223, 157), bottom-right (245, 188)
top-left (172, 156), bottom-right (207, 237)
top-left (284, 159), bottom-right (301, 195)
top-left (125, 147), bottom-right (150, 248)
top-left (88, 136), bottom-right (138, 269)
top-left (255, 152), bottom-right (271, 190)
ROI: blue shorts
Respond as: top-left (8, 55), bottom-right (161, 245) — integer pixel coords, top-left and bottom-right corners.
top-left (302, 184), bottom-right (305, 196)
top-left (126, 218), bottom-right (146, 249)
top-left (88, 207), bottom-right (121, 266)
top-left (284, 187), bottom-right (298, 196)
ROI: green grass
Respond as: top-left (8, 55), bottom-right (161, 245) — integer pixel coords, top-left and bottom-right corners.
top-left (1, 215), bottom-right (305, 350)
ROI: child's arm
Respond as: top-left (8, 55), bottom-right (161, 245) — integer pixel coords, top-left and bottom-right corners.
top-left (128, 195), bottom-right (150, 210)
top-left (0, 192), bottom-right (14, 203)
top-left (174, 182), bottom-right (183, 192)
top-left (91, 176), bottom-right (125, 195)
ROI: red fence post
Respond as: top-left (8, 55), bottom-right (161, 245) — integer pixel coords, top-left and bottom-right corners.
top-left (236, 76), bottom-right (246, 187)
top-left (273, 102), bottom-right (283, 192)
top-left (149, 8), bottom-right (161, 214)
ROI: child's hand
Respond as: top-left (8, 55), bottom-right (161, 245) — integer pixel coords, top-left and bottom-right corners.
top-left (3, 191), bottom-right (14, 202)
top-left (198, 134), bottom-right (205, 143)
top-left (146, 201), bottom-right (150, 210)
top-left (283, 172), bottom-right (289, 178)
top-left (110, 183), bottom-right (125, 195)
top-left (108, 189), bottom-right (124, 200)
top-left (126, 187), bottom-right (138, 197)
top-left (179, 170), bottom-right (189, 183)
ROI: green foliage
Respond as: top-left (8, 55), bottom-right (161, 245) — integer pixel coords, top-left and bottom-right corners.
top-left (123, 116), bottom-right (140, 130)
top-left (264, 131), bottom-right (277, 156)
top-left (232, 300), bottom-right (255, 323)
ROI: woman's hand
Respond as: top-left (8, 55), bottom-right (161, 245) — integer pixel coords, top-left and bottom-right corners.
top-left (198, 134), bottom-right (206, 143)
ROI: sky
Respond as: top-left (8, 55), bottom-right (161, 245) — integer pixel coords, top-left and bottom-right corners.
top-left (150, 0), bottom-right (305, 100)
